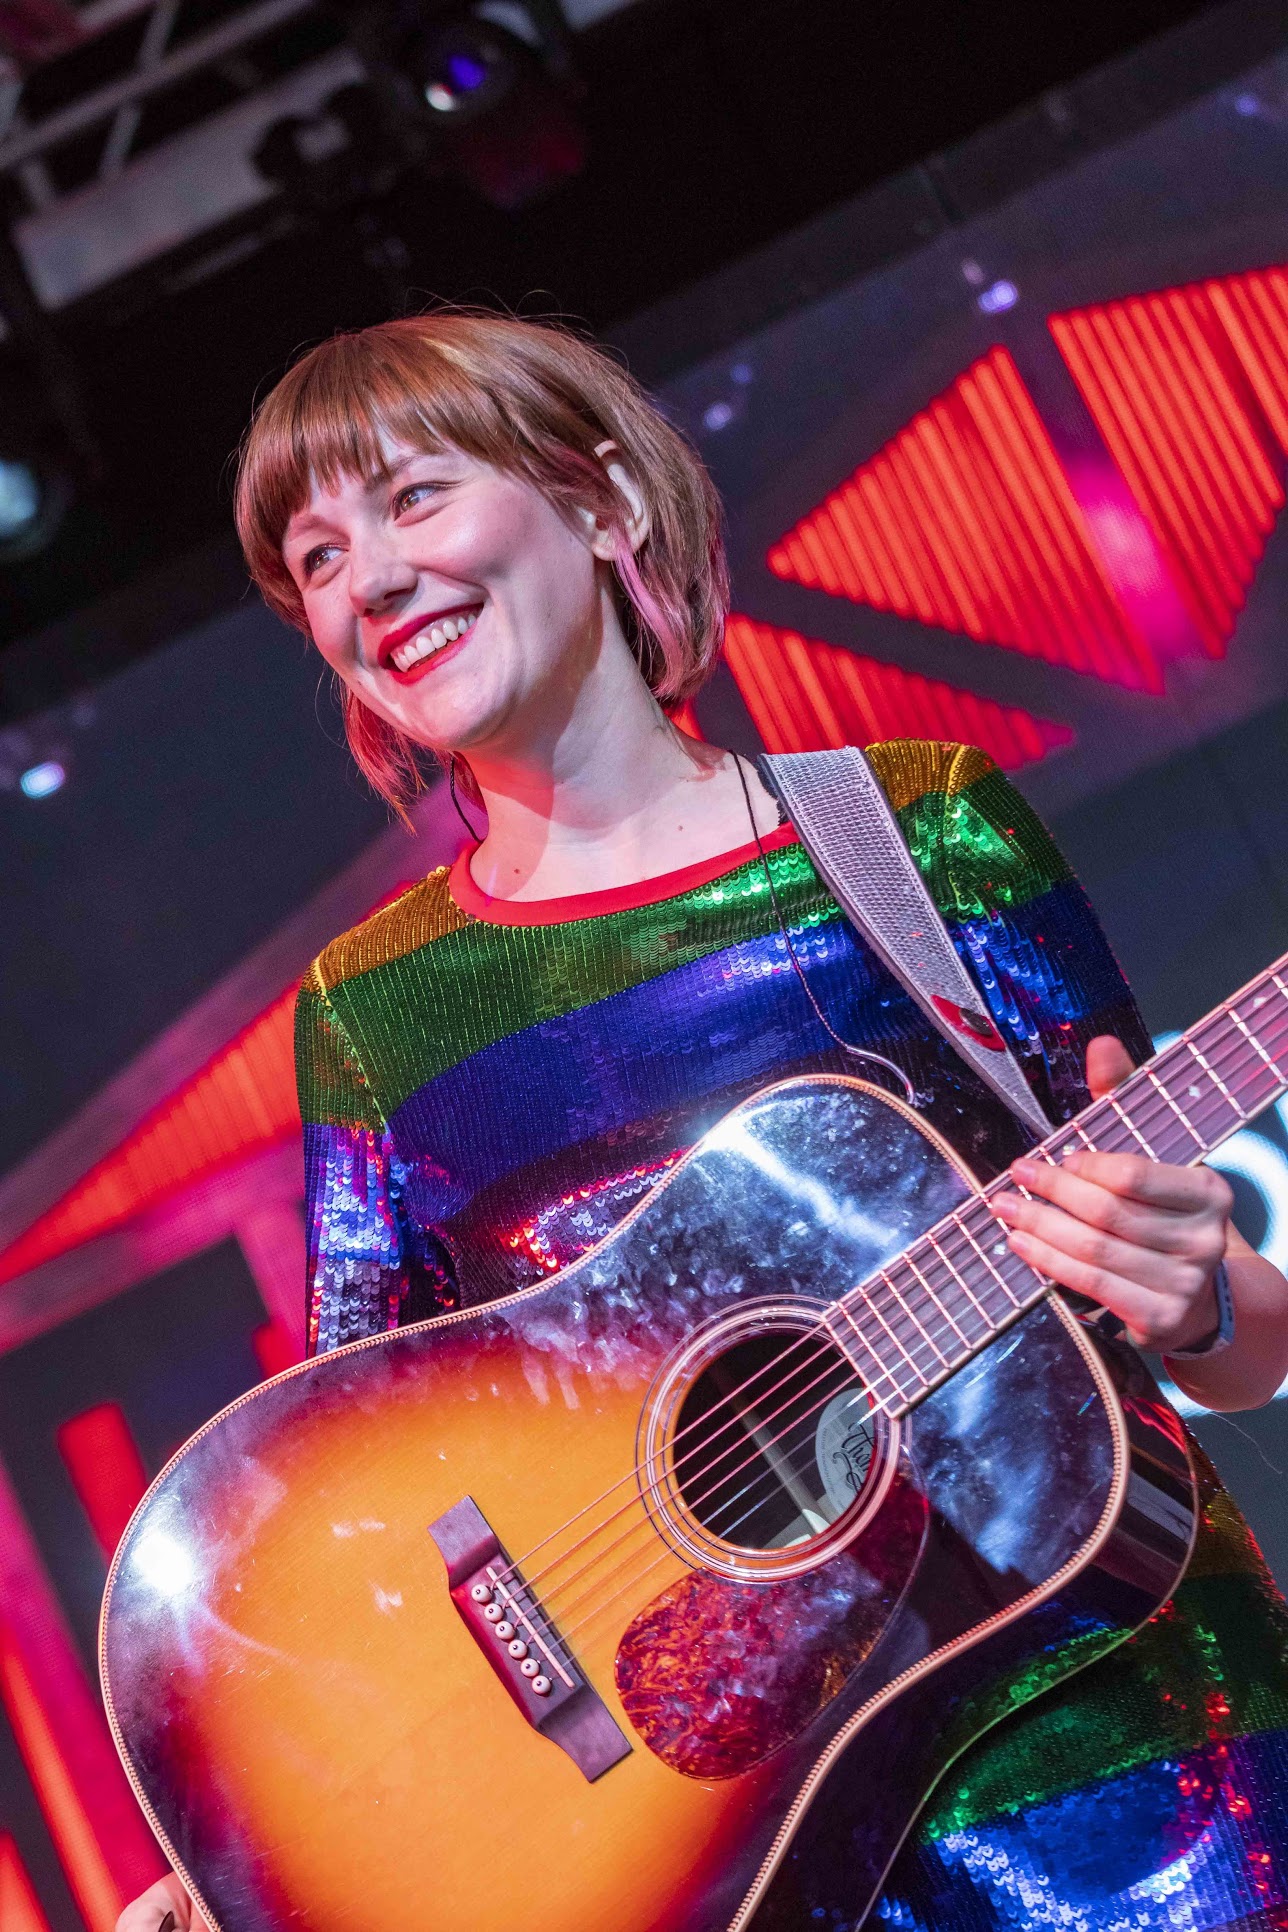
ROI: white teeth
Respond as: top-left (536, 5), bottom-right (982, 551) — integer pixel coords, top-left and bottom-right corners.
top-left (387, 607), bottom-right (481, 671)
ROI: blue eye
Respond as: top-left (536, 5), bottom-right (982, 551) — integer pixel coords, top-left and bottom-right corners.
top-left (393, 481), bottom-right (440, 515)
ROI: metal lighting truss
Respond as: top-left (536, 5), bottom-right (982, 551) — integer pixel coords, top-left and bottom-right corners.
top-left (0, 0), bottom-right (638, 312)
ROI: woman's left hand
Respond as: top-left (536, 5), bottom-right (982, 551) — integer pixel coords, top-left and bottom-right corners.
top-left (992, 1035), bottom-right (1231, 1355)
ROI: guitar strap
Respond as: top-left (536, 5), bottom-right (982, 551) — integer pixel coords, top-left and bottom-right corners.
top-left (758, 745), bottom-right (1053, 1138)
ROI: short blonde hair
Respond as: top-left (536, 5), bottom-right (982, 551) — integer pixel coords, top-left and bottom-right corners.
top-left (234, 310), bottom-right (729, 810)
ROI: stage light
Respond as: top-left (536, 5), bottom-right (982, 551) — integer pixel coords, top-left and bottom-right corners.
top-left (977, 279), bottom-right (1018, 315)
top-left (0, 450), bottom-right (70, 563)
top-left (422, 26), bottom-right (513, 117)
top-left (0, 458), bottom-right (39, 539)
top-left (18, 761), bottom-right (65, 799)
top-left (703, 401), bottom-right (735, 431)
top-left (412, 17), bottom-right (585, 208)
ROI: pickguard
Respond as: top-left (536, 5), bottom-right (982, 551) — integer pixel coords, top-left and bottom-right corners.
top-left (615, 1473), bottom-right (927, 1777)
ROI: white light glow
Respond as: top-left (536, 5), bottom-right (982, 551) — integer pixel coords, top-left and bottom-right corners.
top-left (133, 1528), bottom-right (196, 1597)
top-left (19, 760), bottom-right (65, 799)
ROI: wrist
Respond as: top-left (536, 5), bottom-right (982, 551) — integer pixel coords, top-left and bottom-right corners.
top-left (1164, 1260), bottom-right (1235, 1361)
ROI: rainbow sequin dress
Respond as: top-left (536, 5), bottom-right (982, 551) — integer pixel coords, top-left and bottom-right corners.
top-left (296, 739), bottom-right (1288, 1929)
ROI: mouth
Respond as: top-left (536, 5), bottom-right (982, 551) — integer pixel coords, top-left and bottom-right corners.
top-left (378, 604), bottom-right (482, 682)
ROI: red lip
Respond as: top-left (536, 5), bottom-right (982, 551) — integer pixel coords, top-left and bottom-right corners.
top-left (376, 602), bottom-right (481, 670)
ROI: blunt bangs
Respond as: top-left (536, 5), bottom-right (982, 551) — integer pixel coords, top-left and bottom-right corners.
top-left (234, 310), bottom-right (729, 812)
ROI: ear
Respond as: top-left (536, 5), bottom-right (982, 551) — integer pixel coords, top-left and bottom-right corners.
top-left (580, 439), bottom-right (650, 559)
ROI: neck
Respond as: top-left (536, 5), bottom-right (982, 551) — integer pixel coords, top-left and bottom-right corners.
top-left (462, 640), bottom-right (777, 902)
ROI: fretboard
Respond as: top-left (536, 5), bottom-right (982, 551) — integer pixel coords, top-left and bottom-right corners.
top-left (826, 953), bottom-right (1288, 1418)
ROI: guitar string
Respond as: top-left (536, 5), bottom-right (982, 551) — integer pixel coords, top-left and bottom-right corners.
top-left (490, 997), bottom-right (1288, 1620)
top-left (494, 999), bottom-right (1288, 1618)
top-left (549, 1001), bottom-right (1288, 1651)
top-left (509, 1035), bottom-right (1288, 1657)
top-left (538, 1362), bottom-right (866, 1636)
top-left (531, 1348), bottom-right (864, 1625)
top-left (505, 1000), bottom-right (1288, 1627)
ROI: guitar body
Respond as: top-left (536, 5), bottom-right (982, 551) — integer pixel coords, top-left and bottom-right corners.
top-left (100, 1076), bottom-right (1196, 1932)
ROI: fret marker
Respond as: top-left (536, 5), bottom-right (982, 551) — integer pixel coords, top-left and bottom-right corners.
top-left (1063, 1144), bottom-right (1076, 1156)
top-left (992, 1242), bottom-right (1007, 1256)
top-left (1187, 1084), bottom-right (1201, 1098)
top-left (1253, 994), bottom-right (1267, 1008)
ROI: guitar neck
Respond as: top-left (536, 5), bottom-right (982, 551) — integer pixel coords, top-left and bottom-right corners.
top-left (828, 952), bottom-right (1288, 1419)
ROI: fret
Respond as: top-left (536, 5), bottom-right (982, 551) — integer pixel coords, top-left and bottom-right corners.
top-left (1139, 1066), bottom-right (1206, 1159)
top-left (863, 1278), bottom-right (938, 1381)
top-left (1106, 1094), bottom-right (1158, 1158)
top-left (898, 1250), bottom-right (973, 1349)
top-left (825, 1302), bottom-right (917, 1413)
top-left (949, 1208), bottom-right (1024, 1309)
top-left (1227, 1006), bottom-right (1280, 1077)
top-left (903, 1244), bottom-right (980, 1352)
top-left (925, 1229), bottom-right (1005, 1324)
top-left (1176, 1037), bottom-right (1248, 1129)
top-left (875, 1268), bottom-right (953, 1369)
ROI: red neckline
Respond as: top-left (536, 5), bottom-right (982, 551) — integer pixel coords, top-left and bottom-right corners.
top-left (449, 822), bottom-right (800, 926)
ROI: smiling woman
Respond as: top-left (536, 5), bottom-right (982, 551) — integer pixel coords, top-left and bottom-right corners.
top-left (234, 311), bottom-right (727, 822)
top-left (115, 309), bottom-right (1288, 1932)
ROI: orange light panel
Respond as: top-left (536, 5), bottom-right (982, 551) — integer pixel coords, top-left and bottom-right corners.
top-left (0, 1835), bottom-right (53, 1932)
top-left (0, 985), bottom-right (300, 1287)
top-left (768, 346), bottom-right (1160, 690)
top-left (1051, 266), bottom-right (1288, 655)
top-left (55, 1405), bottom-right (149, 1560)
top-left (723, 616), bottom-right (1072, 768)
top-left (0, 1630), bottom-right (124, 1932)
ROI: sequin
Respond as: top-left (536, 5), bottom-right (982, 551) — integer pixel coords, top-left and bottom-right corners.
top-left (295, 738), bottom-right (1288, 1926)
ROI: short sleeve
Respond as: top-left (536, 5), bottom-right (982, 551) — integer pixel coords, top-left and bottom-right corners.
top-left (871, 740), bottom-right (1152, 1124)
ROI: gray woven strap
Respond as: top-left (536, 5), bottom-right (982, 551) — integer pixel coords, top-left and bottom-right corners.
top-left (759, 746), bottom-right (1051, 1136)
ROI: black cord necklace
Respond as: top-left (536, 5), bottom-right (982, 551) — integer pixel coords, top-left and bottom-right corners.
top-left (732, 754), bottom-right (918, 1106)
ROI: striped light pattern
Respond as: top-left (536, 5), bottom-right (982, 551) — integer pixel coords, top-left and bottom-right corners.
top-left (56, 1405), bottom-right (149, 1560)
top-left (0, 1835), bottom-right (52, 1932)
top-left (723, 616), bottom-right (1072, 769)
top-left (768, 346), bottom-right (1160, 690)
top-left (1051, 267), bottom-right (1288, 655)
top-left (0, 1628), bottom-right (125, 1932)
top-left (0, 986), bottom-right (301, 1287)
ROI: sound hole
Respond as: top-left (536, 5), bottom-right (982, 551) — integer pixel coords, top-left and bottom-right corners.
top-left (673, 1330), bottom-right (875, 1552)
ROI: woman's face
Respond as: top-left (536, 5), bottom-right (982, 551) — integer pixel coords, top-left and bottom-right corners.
top-left (282, 439), bottom-right (615, 757)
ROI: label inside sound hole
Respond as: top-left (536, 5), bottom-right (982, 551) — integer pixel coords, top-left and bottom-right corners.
top-left (814, 1387), bottom-right (877, 1519)
top-left (672, 1330), bottom-right (877, 1552)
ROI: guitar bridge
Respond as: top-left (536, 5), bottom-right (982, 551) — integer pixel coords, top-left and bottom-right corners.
top-left (428, 1496), bottom-right (632, 1783)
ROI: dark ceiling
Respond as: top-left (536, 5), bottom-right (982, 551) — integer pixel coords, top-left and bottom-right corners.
top-left (0, 0), bottom-right (1242, 677)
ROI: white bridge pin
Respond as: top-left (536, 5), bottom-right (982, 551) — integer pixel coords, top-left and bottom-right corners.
top-left (469, 1583), bottom-right (492, 1604)
top-left (508, 1638), bottom-right (528, 1660)
top-left (531, 1675), bottom-right (552, 1696)
top-left (495, 1621), bottom-right (515, 1641)
top-left (483, 1602), bottom-right (505, 1623)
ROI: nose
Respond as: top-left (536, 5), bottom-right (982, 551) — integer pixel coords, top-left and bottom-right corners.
top-left (348, 533), bottom-right (418, 616)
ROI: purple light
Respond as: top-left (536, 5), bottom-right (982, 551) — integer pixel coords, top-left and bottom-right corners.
top-left (447, 51), bottom-right (489, 92)
top-left (977, 279), bottom-right (1018, 315)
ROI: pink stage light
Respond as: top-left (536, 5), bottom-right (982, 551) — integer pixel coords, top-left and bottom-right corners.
top-left (767, 345), bottom-right (1161, 691)
top-left (253, 1317), bottom-right (303, 1380)
top-left (0, 1835), bottom-right (53, 1932)
top-left (1050, 266), bottom-right (1288, 656)
top-left (0, 1628), bottom-right (129, 1932)
top-left (722, 616), bottom-right (1072, 769)
top-left (55, 1404), bottom-right (149, 1561)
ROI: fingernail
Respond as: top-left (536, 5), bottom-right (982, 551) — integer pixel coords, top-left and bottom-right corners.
top-left (1010, 1158), bottom-right (1036, 1182)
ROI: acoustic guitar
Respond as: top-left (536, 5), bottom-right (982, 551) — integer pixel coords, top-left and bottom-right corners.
top-left (100, 954), bottom-right (1288, 1932)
